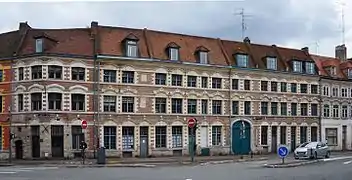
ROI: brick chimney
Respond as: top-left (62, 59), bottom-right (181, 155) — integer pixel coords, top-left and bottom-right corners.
top-left (19, 21), bottom-right (30, 34)
top-left (335, 44), bottom-right (347, 61)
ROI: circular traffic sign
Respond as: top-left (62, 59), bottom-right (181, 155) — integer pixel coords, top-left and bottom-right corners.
top-left (278, 145), bottom-right (289, 158)
top-left (81, 120), bottom-right (88, 129)
top-left (188, 118), bottom-right (196, 128)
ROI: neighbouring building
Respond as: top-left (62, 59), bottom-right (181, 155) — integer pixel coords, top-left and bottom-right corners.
top-left (0, 21), bottom-right (323, 160)
top-left (312, 44), bottom-right (352, 151)
top-left (0, 30), bottom-right (21, 160)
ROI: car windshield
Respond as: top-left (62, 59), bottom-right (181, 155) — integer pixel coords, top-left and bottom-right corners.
top-left (300, 142), bottom-right (318, 148)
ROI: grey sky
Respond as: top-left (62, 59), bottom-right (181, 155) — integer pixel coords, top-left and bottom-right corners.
top-left (0, 0), bottom-right (350, 57)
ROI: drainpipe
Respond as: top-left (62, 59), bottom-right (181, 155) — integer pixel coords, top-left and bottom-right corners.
top-left (8, 58), bottom-right (14, 164)
top-left (318, 77), bottom-right (322, 141)
top-left (96, 60), bottom-right (101, 147)
top-left (228, 67), bottom-right (232, 155)
top-left (92, 53), bottom-right (97, 158)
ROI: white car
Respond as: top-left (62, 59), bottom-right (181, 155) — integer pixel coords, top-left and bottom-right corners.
top-left (294, 141), bottom-right (330, 159)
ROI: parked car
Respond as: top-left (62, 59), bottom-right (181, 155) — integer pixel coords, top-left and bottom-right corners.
top-left (294, 141), bottom-right (330, 159)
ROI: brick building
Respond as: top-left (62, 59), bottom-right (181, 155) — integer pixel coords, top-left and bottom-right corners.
top-left (312, 44), bottom-right (352, 151)
top-left (0, 21), bottom-right (324, 159)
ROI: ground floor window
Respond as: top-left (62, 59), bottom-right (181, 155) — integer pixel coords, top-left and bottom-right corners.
top-left (155, 126), bottom-right (167, 148)
top-left (311, 126), bottom-right (318, 141)
top-left (122, 127), bottom-right (134, 150)
top-left (280, 126), bottom-right (286, 144)
top-left (261, 126), bottom-right (268, 145)
top-left (211, 126), bottom-right (222, 146)
top-left (300, 126), bottom-right (307, 143)
top-left (172, 126), bottom-right (182, 148)
top-left (72, 126), bottom-right (84, 150)
top-left (325, 128), bottom-right (338, 146)
top-left (104, 126), bottom-right (116, 149)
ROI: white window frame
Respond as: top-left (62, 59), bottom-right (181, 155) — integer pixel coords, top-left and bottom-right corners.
top-left (305, 62), bottom-right (315, 74)
top-left (293, 61), bottom-right (302, 73)
top-left (333, 105), bottom-right (339, 118)
top-left (236, 54), bottom-right (249, 67)
top-left (323, 105), bottom-right (330, 117)
top-left (169, 48), bottom-right (179, 61)
top-left (126, 40), bottom-right (138, 57)
top-left (35, 38), bottom-right (43, 53)
top-left (199, 51), bottom-right (208, 64)
top-left (342, 105), bottom-right (348, 118)
top-left (266, 57), bottom-right (277, 70)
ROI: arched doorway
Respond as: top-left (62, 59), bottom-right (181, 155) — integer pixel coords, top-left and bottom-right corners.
top-left (232, 120), bottom-right (251, 155)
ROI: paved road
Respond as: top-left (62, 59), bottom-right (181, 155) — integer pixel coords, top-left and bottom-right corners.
top-left (1, 158), bottom-right (352, 180)
top-left (2, 153), bottom-right (352, 180)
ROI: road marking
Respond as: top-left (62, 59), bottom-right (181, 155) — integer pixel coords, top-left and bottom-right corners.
top-left (343, 160), bottom-right (352, 165)
top-left (185, 179), bottom-right (193, 180)
top-left (323, 156), bottom-right (352, 162)
top-left (0, 172), bottom-right (17, 174)
top-left (20, 167), bottom-right (59, 170)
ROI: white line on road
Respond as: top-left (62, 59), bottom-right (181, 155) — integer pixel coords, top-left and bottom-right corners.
top-left (343, 160), bottom-right (352, 165)
top-left (0, 172), bottom-right (17, 174)
top-left (323, 156), bottom-right (352, 162)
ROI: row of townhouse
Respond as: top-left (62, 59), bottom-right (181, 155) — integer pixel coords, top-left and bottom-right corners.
top-left (0, 21), bottom-right (349, 160)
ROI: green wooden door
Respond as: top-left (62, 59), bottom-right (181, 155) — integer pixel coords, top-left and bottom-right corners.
top-left (232, 121), bottom-right (251, 155)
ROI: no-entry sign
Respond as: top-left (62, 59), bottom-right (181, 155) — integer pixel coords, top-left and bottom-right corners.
top-left (81, 120), bottom-right (88, 129)
top-left (188, 118), bottom-right (196, 128)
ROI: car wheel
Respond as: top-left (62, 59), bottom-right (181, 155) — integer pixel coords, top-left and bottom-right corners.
top-left (325, 151), bottom-right (330, 158)
top-left (314, 152), bottom-right (318, 159)
top-left (294, 155), bottom-right (299, 160)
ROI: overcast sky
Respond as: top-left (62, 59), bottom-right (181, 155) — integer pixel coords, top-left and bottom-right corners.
top-left (0, 0), bottom-right (350, 57)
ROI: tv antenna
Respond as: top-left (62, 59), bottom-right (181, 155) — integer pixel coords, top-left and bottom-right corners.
top-left (336, 1), bottom-right (346, 44)
top-left (304, 41), bottom-right (320, 54)
top-left (234, 8), bottom-right (253, 40)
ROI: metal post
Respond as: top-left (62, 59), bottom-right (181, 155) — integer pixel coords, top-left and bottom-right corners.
top-left (8, 110), bottom-right (12, 164)
top-left (190, 127), bottom-right (195, 163)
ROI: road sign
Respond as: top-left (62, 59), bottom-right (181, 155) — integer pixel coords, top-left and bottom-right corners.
top-left (81, 120), bottom-right (88, 129)
top-left (278, 145), bottom-right (289, 158)
top-left (188, 118), bottom-right (196, 128)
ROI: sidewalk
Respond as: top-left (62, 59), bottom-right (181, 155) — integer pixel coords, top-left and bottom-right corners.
top-left (0, 154), bottom-right (271, 167)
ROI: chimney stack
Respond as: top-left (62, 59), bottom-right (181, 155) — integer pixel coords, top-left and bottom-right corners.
top-left (335, 44), bottom-right (347, 61)
top-left (19, 21), bottom-right (30, 33)
top-left (301, 47), bottom-right (309, 54)
top-left (243, 37), bottom-right (250, 44)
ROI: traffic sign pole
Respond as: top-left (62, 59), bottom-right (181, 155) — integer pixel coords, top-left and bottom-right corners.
top-left (277, 145), bottom-right (289, 164)
top-left (190, 127), bottom-right (195, 163)
top-left (187, 118), bottom-right (197, 163)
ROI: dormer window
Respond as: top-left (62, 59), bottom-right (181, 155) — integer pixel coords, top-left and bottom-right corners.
top-left (236, 54), bottom-right (249, 68)
top-left (305, 62), bottom-right (315, 74)
top-left (199, 51), bottom-right (208, 64)
top-left (35, 38), bottom-right (43, 53)
top-left (348, 69), bottom-right (352, 79)
top-left (266, 57), bottom-right (277, 70)
top-left (126, 40), bottom-right (138, 57)
top-left (123, 33), bottom-right (139, 58)
top-left (195, 46), bottom-right (209, 64)
top-left (169, 48), bottom-right (179, 61)
top-left (330, 66), bottom-right (337, 76)
top-left (292, 61), bottom-right (302, 73)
